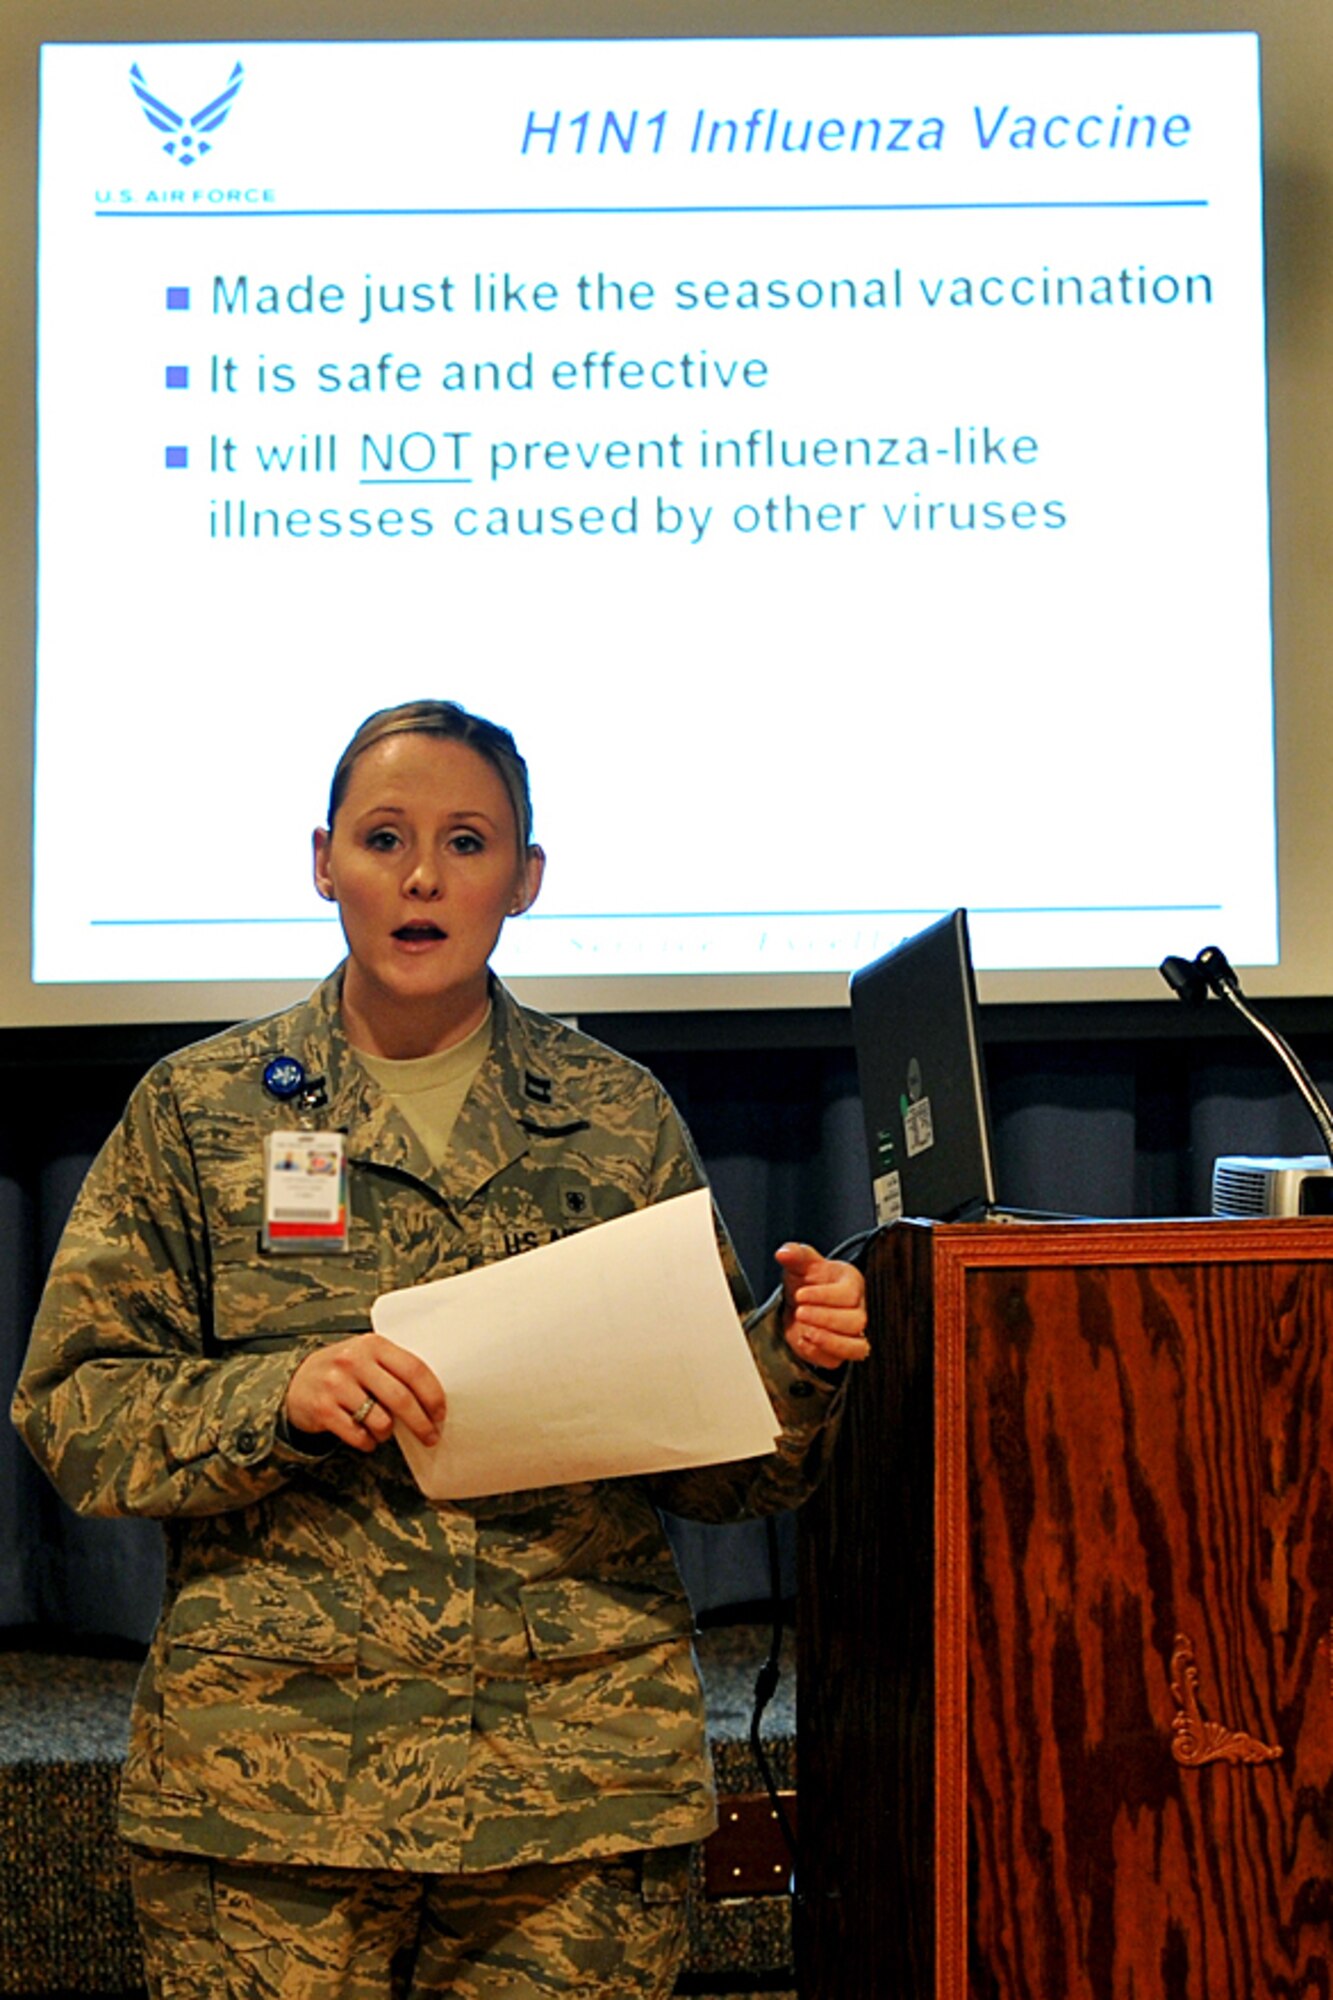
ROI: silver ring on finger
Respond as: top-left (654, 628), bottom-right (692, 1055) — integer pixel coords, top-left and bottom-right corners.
top-left (351, 1394), bottom-right (377, 1427)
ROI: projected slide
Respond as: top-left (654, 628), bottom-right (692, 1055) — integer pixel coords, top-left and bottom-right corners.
top-left (35, 34), bottom-right (1273, 986)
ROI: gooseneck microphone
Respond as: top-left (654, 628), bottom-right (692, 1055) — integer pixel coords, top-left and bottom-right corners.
top-left (1160, 946), bottom-right (1333, 1160)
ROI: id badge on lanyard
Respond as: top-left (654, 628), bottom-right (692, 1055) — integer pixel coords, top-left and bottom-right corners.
top-left (262, 1131), bottom-right (349, 1253)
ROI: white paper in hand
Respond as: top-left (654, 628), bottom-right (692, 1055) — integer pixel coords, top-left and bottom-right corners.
top-left (371, 1187), bottom-right (781, 1499)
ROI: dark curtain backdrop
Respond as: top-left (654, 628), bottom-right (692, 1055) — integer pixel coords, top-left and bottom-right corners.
top-left (6, 1000), bottom-right (1333, 1644)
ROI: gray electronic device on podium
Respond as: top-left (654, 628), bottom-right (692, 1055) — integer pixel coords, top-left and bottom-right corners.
top-left (1213, 1154), bottom-right (1333, 1215)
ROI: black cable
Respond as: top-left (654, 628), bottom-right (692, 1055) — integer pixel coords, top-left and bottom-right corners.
top-left (826, 1224), bottom-right (877, 1266)
top-left (746, 1225), bottom-right (875, 1889)
top-left (748, 1513), bottom-right (798, 1887)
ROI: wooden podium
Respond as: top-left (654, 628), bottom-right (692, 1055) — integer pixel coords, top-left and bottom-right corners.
top-left (795, 1218), bottom-right (1333, 1999)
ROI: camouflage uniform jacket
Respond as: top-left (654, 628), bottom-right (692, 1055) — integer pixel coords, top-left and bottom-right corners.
top-left (13, 972), bottom-right (844, 1874)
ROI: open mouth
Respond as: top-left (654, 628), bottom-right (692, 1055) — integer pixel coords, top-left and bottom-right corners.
top-left (392, 922), bottom-right (446, 943)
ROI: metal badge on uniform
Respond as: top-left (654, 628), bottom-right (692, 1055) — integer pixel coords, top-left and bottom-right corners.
top-left (262, 1131), bottom-right (349, 1253)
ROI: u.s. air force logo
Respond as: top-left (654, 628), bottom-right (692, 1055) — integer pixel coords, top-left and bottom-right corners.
top-left (129, 60), bottom-right (244, 167)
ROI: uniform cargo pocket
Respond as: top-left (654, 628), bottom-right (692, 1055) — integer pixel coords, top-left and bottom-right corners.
top-left (519, 1576), bottom-right (705, 1800)
top-left (161, 1565), bottom-right (359, 1816)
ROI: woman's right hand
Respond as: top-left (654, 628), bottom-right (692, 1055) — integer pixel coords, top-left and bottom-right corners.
top-left (285, 1332), bottom-right (445, 1453)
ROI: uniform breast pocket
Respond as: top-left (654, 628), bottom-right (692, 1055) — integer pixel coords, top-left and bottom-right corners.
top-left (519, 1575), bottom-right (705, 1802)
top-left (160, 1564), bottom-right (360, 1818)
top-left (211, 1230), bottom-right (383, 1347)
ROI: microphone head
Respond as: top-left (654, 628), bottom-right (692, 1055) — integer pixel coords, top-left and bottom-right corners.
top-left (1160, 954), bottom-right (1210, 1005)
top-left (1195, 945), bottom-right (1241, 995)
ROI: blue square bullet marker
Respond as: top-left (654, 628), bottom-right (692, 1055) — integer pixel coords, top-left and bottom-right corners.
top-left (165, 446), bottom-right (188, 469)
top-left (166, 366), bottom-right (189, 389)
top-left (166, 286), bottom-right (190, 310)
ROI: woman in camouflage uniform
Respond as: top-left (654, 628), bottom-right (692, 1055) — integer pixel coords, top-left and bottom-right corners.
top-left (13, 700), bottom-right (868, 1999)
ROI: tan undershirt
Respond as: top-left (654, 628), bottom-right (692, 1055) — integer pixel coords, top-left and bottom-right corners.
top-left (355, 1007), bottom-right (493, 1168)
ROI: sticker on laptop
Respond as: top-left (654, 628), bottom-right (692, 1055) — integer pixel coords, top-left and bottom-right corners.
top-left (903, 1098), bottom-right (934, 1157)
top-left (902, 1060), bottom-right (935, 1159)
top-left (873, 1169), bottom-right (904, 1224)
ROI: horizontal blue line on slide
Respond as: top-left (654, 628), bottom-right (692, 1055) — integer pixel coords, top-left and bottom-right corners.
top-left (93, 198), bottom-right (1210, 219)
top-left (90, 916), bottom-right (342, 927)
top-left (524, 903), bottom-right (1227, 920)
top-left (89, 902), bottom-right (1222, 927)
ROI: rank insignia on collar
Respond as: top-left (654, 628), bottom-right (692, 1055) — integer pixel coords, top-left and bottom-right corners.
top-left (524, 1071), bottom-right (553, 1105)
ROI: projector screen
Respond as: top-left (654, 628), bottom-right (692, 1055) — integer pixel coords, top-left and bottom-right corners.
top-left (24, 29), bottom-right (1273, 1019)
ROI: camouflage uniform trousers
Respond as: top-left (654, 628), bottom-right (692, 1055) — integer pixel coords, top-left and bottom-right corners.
top-left (128, 1843), bottom-right (691, 1999)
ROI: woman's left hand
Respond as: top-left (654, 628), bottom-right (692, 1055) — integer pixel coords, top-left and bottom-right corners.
top-left (775, 1242), bottom-right (870, 1371)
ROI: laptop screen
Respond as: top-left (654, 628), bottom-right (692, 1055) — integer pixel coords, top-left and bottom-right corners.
top-left (849, 909), bottom-right (997, 1224)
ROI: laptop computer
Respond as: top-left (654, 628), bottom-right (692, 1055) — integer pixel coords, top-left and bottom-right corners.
top-left (849, 908), bottom-right (998, 1224)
